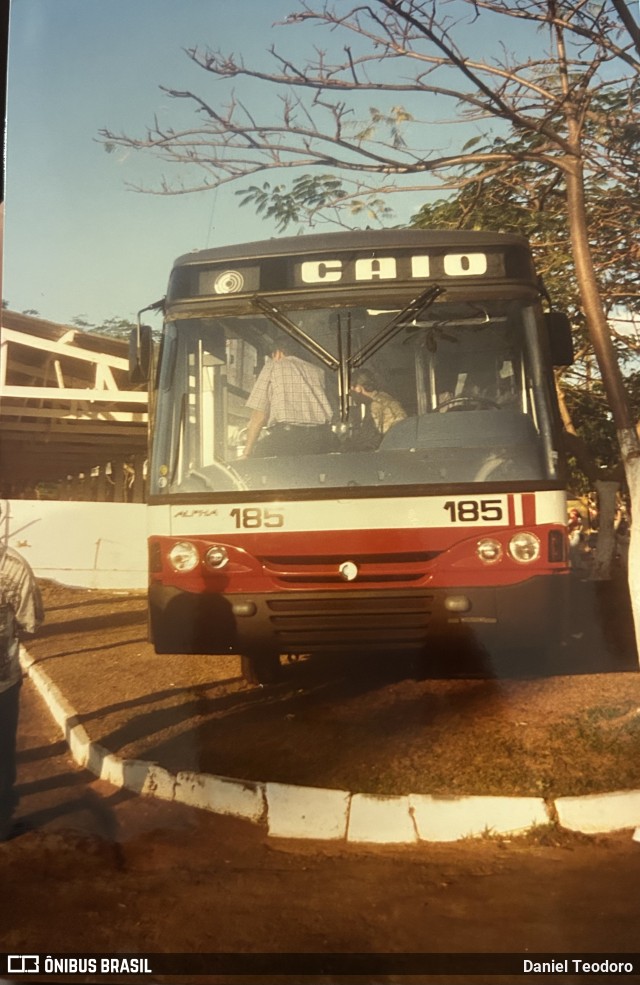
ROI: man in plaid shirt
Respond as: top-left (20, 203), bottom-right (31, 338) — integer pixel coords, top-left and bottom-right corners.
top-left (243, 339), bottom-right (336, 457)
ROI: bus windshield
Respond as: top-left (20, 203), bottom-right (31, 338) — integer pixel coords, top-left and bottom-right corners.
top-left (150, 297), bottom-right (562, 497)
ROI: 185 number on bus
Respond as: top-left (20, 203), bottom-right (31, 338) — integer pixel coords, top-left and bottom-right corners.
top-left (443, 499), bottom-right (504, 523)
top-left (229, 507), bottom-right (285, 529)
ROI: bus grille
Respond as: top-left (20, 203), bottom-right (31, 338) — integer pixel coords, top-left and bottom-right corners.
top-left (266, 593), bottom-right (434, 651)
top-left (258, 551), bottom-right (442, 586)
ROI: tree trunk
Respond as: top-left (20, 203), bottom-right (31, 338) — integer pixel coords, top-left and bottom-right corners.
top-left (564, 166), bottom-right (633, 431)
top-left (618, 428), bottom-right (640, 656)
top-left (555, 376), bottom-right (576, 435)
top-left (590, 480), bottom-right (619, 581)
top-left (563, 162), bottom-right (640, 658)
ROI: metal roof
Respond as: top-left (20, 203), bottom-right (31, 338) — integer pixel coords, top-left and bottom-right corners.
top-left (0, 310), bottom-right (148, 493)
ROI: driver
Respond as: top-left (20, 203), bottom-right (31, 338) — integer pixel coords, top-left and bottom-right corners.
top-left (438, 366), bottom-right (499, 411)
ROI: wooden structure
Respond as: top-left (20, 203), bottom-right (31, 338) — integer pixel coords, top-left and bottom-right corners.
top-left (0, 310), bottom-right (148, 501)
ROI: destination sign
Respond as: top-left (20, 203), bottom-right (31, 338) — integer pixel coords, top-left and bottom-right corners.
top-left (168, 242), bottom-right (535, 303)
top-left (297, 251), bottom-right (493, 284)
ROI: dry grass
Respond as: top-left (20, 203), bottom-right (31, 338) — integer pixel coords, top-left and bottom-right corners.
top-left (26, 577), bottom-right (640, 799)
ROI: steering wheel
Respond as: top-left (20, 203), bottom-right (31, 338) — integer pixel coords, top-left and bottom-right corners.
top-left (474, 455), bottom-right (514, 481)
top-left (438, 395), bottom-right (501, 412)
top-left (183, 462), bottom-right (248, 492)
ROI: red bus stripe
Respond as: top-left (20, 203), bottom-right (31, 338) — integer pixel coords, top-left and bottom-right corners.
top-left (522, 493), bottom-right (536, 525)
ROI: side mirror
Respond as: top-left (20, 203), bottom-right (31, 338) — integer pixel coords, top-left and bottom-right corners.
top-left (545, 311), bottom-right (574, 366)
top-left (129, 324), bottom-right (153, 385)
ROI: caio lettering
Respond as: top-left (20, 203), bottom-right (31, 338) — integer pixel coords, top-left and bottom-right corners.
top-left (299, 251), bottom-right (489, 285)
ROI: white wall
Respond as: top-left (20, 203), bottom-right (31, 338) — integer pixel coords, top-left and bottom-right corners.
top-left (1, 500), bottom-right (147, 589)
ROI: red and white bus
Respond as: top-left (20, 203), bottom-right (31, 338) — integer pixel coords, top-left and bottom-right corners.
top-left (134, 230), bottom-right (573, 683)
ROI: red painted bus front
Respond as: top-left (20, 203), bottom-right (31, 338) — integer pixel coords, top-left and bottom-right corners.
top-left (142, 230), bottom-right (574, 678)
top-left (147, 488), bottom-right (569, 657)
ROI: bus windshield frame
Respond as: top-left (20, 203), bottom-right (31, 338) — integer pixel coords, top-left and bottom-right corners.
top-left (149, 285), bottom-right (564, 502)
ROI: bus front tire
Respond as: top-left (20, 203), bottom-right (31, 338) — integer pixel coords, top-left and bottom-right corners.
top-left (240, 652), bottom-right (281, 686)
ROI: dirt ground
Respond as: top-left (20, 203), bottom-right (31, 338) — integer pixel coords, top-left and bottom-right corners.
top-left (23, 572), bottom-right (640, 799)
top-left (3, 572), bottom-right (640, 985)
top-left (4, 676), bottom-right (640, 985)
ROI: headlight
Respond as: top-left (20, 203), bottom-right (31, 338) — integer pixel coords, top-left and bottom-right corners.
top-left (168, 541), bottom-right (200, 572)
top-left (476, 538), bottom-right (503, 564)
top-left (508, 532), bottom-right (540, 563)
top-left (205, 545), bottom-right (229, 569)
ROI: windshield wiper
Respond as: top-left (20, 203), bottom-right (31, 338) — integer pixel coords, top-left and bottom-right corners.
top-left (348, 284), bottom-right (445, 369)
top-left (251, 285), bottom-right (444, 428)
top-left (251, 295), bottom-right (339, 370)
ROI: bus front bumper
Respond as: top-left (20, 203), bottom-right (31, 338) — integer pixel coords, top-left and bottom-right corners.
top-left (148, 575), bottom-right (569, 656)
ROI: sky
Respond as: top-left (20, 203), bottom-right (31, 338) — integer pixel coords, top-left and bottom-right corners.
top-left (5, 0), bottom-right (299, 326)
top-left (3, 0), bottom-right (556, 328)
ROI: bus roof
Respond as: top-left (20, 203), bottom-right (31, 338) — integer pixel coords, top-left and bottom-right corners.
top-left (172, 228), bottom-right (530, 268)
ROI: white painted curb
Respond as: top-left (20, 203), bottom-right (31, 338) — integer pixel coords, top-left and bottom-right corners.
top-left (175, 771), bottom-right (266, 823)
top-left (348, 793), bottom-right (418, 844)
top-left (266, 782), bottom-right (350, 840)
top-left (410, 794), bottom-right (549, 842)
top-left (556, 790), bottom-right (640, 834)
top-left (19, 647), bottom-right (640, 845)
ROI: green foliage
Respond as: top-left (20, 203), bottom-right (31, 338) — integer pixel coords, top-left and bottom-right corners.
top-left (565, 384), bottom-right (618, 475)
top-left (360, 106), bottom-right (414, 149)
top-left (562, 371), bottom-right (640, 490)
top-left (236, 175), bottom-right (345, 231)
top-left (236, 173), bottom-right (394, 231)
top-left (71, 315), bottom-right (137, 339)
top-left (410, 128), bottom-right (640, 328)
